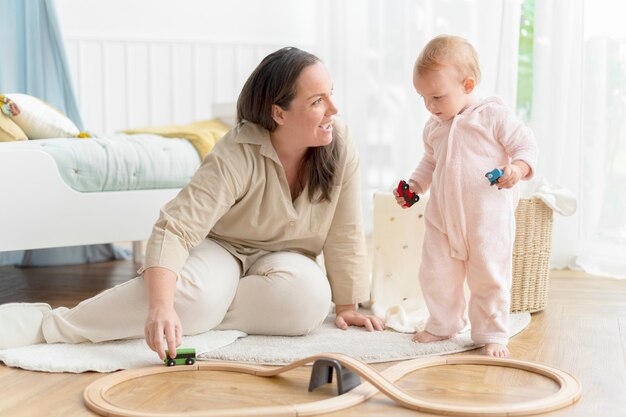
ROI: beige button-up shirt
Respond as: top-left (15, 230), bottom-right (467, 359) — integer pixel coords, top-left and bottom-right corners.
top-left (141, 119), bottom-right (369, 305)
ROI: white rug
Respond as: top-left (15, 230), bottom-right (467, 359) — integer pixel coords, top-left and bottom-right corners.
top-left (0, 313), bottom-right (529, 373)
top-left (200, 312), bottom-right (530, 364)
top-left (0, 330), bottom-right (245, 373)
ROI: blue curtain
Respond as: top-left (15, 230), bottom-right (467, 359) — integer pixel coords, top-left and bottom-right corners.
top-left (0, 0), bottom-right (83, 128)
top-left (0, 0), bottom-right (129, 266)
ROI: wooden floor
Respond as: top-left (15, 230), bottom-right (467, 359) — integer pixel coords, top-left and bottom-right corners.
top-left (1, 262), bottom-right (625, 416)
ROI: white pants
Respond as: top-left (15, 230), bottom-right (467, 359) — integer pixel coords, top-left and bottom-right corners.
top-left (42, 239), bottom-right (332, 343)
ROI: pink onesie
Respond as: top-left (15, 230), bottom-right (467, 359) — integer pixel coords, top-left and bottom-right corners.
top-left (410, 96), bottom-right (537, 345)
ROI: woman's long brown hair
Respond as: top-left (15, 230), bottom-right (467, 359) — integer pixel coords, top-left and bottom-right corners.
top-left (237, 47), bottom-right (339, 203)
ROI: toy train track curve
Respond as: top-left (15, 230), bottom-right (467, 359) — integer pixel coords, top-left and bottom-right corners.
top-left (84, 352), bottom-right (581, 417)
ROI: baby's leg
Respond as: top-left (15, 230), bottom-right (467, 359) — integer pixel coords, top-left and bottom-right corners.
top-left (42, 239), bottom-right (241, 344)
top-left (416, 220), bottom-right (468, 342)
top-left (466, 265), bottom-right (511, 356)
top-left (466, 206), bottom-right (515, 357)
top-left (215, 251), bottom-right (332, 336)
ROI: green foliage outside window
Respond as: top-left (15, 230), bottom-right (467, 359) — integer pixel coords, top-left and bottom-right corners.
top-left (516, 0), bottom-right (534, 122)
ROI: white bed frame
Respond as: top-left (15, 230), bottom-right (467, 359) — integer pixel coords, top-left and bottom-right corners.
top-left (0, 102), bottom-right (236, 255)
top-left (0, 106), bottom-right (237, 261)
top-left (0, 35), bottom-right (309, 257)
top-left (0, 148), bottom-right (180, 253)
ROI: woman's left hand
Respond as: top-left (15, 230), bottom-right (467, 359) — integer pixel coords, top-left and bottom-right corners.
top-left (335, 304), bottom-right (385, 331)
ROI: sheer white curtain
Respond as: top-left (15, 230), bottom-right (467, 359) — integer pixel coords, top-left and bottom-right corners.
top-left (532, 0), bottom-right (626, 277)
top-left (529, 0), bottom-right (584, 268)
top-left (316, 0), bottom-right (523, 232)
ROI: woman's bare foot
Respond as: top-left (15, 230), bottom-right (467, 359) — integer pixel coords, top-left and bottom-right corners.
top-left (484, 343), bottom-right (509, 357)
top-left (412, 330), bottom-right (453, 343)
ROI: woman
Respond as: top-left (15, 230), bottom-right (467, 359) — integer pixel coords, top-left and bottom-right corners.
top-left (0, 47), bottom-right (384, 358)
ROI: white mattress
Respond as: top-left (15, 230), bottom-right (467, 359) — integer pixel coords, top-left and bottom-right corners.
top-left (1, 133), bottom-right (200, 192)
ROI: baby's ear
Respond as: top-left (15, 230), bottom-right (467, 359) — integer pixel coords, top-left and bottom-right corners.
top-left (463, 77), bottom-right (476, 94)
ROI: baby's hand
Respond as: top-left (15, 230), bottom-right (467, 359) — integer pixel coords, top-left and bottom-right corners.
top-left (496, 165), bottom-right (523, 189)
top-left (393, 180), bottom-right (419, 208)
top-left (392, 187), bottom-right (406, 207)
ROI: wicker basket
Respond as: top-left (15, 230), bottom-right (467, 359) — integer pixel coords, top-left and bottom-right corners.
top-left (510, 198), bottom-right (554, 313)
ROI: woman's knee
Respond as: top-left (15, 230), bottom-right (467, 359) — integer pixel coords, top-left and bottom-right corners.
top-left (180, 240), bottom-right (241, 286)
top-left (274, 263), bottom-right (332, 334)
top-left (175, 239), bottom-right (241, 334)
top-left (222, 252), bottom-right (332, 336)
top-left (253, 252), bottom-right (332, 313)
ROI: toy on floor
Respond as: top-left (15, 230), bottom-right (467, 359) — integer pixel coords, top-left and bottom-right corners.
top-left (309, 358), bottom-right (361, 395)
top-left (485, 168), bottom-right (504, 186)
top-left (397, 180), bottom-right (420, 207)
top-left (164, 347), bottom-right (196, 366)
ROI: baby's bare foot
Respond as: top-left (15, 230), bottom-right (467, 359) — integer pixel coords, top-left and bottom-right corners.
top-left (484, 343), bottom-right (509, 357)
top-left (412, 330), bottom-right (453, 343)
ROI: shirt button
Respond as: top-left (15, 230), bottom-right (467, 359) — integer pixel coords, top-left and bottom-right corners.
top-left (289, 221), bottom-right (295, 227)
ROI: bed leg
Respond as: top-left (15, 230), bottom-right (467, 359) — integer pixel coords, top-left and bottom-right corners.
top-left (132, 241), bottom-right (144, 265)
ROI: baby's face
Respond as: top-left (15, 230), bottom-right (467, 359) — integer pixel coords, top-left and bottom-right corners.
top-left (414, 65), bottom-right (472, 122)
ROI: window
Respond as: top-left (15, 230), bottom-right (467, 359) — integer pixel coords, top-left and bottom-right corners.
top-left (516, 0), bottom-right (534, 122)
top-left (579, 0), bottom-right (626, 267)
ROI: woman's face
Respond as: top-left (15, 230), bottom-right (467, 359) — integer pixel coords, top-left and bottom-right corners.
top-left (274, 62), bottom-right (338, 148)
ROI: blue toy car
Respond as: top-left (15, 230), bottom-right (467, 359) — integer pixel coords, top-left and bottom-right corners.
top-left (485, 168), bottom-right (504, 186)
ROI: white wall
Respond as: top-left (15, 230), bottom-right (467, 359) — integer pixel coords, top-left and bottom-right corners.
top-left (56, 0), bottom-right (316, 44)
top-left (54, 0), bottom-right (318, 133)
top-left (53, 1), bottom-right (523, 235)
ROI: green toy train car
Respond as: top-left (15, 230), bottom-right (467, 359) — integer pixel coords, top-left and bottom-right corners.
top-left (164, 347), bottom-right (196, 366)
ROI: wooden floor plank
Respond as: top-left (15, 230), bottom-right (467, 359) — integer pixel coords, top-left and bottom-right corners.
top-left (1, 263), bottom-right (625, 416)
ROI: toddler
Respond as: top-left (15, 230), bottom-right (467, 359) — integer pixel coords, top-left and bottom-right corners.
top-left (395, 35), bottom-right (538, 357)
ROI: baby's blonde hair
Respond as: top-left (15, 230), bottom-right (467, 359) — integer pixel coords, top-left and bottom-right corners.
top-left (414, 35), bottom-right (481, 84)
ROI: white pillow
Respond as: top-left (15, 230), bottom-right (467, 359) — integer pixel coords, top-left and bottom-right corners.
top-left (4, 93), bottom-right (80, 139)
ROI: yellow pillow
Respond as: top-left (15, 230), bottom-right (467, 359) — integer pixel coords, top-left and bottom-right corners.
top-left (2, 93), bottom-right (80, 139)
top-left (0, 111), bottom-right (27, 141)
top-left (124, 119), bottom-right (231, 159)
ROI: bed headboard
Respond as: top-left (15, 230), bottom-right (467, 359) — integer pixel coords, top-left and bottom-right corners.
top-left (64, 36), bottom-right (313, 133)
top-left (211, 102), bottom-right (237, 127)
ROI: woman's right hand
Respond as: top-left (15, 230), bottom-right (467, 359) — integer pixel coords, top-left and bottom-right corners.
top-left (143, 266), bottom-right (181, 360)
top-left (145, 304), bottom-right (182, 360)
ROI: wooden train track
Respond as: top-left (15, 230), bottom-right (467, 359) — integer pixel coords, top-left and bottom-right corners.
top-left (84, 352), bottom-right (581, 417)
